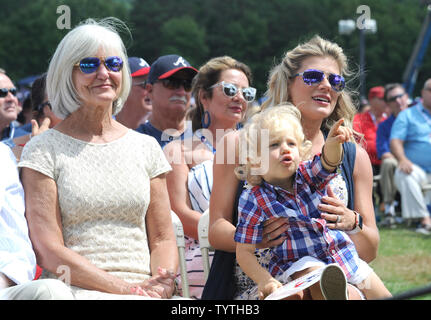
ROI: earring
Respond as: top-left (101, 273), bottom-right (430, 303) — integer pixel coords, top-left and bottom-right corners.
top-left (201, 110), bottom-right (211, 129)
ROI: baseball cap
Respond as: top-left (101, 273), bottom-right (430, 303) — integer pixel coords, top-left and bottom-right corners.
top-left (128, 57), bottom-right (150, 77)
top-left (148, 54), bottom-right (198, 84)
top-left (368, 86), bottom-right (385, 100)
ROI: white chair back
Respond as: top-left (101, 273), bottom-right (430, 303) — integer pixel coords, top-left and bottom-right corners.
top-left (198, 209), bottom-right (213, 282)
top-left (171, 211), bottom-right (190, 298)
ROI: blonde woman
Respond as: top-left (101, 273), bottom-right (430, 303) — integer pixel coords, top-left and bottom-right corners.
top-left (203, 35), bottom-right (379, 300)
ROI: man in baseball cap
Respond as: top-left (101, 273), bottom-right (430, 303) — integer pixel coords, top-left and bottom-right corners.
top-left (116, 57), bottom-right (152, 129)
top-left (136, 54), bottom-right (197, 148)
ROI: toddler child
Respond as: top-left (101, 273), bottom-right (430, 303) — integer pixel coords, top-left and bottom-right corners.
top-left (234, 104), bottom-right (391, 300)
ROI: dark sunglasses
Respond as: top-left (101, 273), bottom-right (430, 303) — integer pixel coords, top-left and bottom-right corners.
top-left (209, 81), bottom-right (257, 102)
top-left (158, 78), bottom-right (192, 92)
top-left (0, 87), bottom-right (17, 98)
top-left (386, 92), bottom-right (405, 103)
top-left (291, 69), bottom-right (345, 92)
top-left (75, 56), bottom-right (123, 74)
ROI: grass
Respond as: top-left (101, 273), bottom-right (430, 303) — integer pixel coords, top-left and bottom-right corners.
top-left (370, 225), bottom-right (431, 300)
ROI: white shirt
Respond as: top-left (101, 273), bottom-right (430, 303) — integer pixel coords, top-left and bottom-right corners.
top-left (0, 142), bottom-right (36, 285)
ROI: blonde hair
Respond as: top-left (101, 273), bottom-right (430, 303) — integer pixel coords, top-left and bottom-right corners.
top-left (261, 35), bottom-right (357, 132)
top-left (236, 103), bottom-right (312, 186)
top-left (46, 17), bottom-right (131, 119)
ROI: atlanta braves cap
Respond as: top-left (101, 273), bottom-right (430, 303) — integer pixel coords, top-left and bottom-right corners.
top-left (148, 54), bottom-right (197, 84)
top-left (128, 57), bottom-right (150, 77)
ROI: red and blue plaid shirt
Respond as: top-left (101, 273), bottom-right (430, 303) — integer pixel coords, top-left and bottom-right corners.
top-left (235, 155), bottom-right (360, 280)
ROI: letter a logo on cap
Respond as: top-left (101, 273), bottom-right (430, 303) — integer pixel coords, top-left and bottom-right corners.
top-left (173, 56), bottom-right (187, 67)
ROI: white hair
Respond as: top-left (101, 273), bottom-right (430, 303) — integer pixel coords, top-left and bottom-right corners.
top-left (46, 17), bottom-right (131, 119)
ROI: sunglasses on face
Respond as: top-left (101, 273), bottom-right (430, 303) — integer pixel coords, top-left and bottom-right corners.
top-left (386, 92), bottom-right (405, 103)
top-left (158, 78), bottom-right (193, 92)
top-left (0, 87), bottom-right (17, 98)
top-left (210, 81), bottom-right (257, 102)
top-left (291, 69), bottom-right (345, 92)
top-left (75, 56), bottom-right (123, 74)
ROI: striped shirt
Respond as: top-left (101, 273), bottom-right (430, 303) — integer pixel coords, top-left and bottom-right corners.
top-left (234, 155), bottom-right (360, 280)
top-left (179, 154), bottom-right (214, 298)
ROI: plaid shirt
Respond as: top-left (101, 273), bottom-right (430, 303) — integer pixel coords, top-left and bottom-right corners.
top-left (235, 155), bottom-right (360, 279)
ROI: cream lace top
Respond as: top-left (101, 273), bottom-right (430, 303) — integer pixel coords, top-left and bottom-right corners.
top-left (19, 129), bottom-right (171, 283)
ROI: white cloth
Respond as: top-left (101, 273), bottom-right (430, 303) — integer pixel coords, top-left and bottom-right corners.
top-left (71, 287), bottom-right (187, 300)
top-left (394, 164), bottom-right (431, 219)
top-left (0, 279), bottom-right (74, 300)
top-left (276, 256), bottom-right (372, 286)
top-left (18, 129), bottom-right (171, 297)
top-left (0, 142), bottom-right (36, 285)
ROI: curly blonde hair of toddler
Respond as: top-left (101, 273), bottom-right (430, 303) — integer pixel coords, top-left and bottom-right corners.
top-left (236, 103), bottom-right (312, 186)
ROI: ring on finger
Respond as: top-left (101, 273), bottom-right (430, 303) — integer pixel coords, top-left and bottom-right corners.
top-left (267, 234), bottom-right (271, 241)
top-left (335, 215), bottom-right (341, 223)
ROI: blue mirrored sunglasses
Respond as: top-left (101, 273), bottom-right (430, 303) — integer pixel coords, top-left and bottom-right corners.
top-left (291, 69), bottom-right (345, 92)
top-left (75, 56), bottom-right (123, 74)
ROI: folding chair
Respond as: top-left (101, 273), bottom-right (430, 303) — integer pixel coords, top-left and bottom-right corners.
top-left (170, 211), bottom-right (190, 298)
top-left (198, 209), bottom-right (213, 282)
top-left (422, 183), bottom-right (431, 211)
top-left (372, 174), bottom-right (381, 209)
top-left (422, 183), bottom-right (431, 193)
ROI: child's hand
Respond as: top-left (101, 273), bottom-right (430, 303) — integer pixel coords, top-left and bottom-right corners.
top-left (258, 278), bottom-right (282, 300)
top-left (326, 118), bottom-right (353, 146)
top-left (31, 118), bottom-right (51, 137)
top-left (321, 118), bottom-right (352, 170)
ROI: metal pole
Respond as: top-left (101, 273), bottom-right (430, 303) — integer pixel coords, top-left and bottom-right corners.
top-left (359, 28), bottom-right (366, 100)
top-left (385, 283), bottom-right (431, 300)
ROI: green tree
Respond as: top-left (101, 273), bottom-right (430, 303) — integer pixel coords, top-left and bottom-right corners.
top-left (0, 0), bottom-right (128, 82)
top-left (160, 16), bottom-right (208, 67)
top-left (3, 0), bottom-right (431, 100)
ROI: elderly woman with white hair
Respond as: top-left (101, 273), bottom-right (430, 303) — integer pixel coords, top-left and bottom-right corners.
top-left (18, 18), bottom-right (179, 299)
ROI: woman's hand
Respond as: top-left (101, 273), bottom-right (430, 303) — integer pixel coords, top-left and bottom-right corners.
top-left (318, 186), bottom-right (356, 231)
top-left (131, 267), bottom-right (176, 298)
top-left (256, 217), bottom-right (288, 249)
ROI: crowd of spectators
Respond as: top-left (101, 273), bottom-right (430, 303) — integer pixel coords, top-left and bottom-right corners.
top-left (1, 17), bottom-right (430, 300)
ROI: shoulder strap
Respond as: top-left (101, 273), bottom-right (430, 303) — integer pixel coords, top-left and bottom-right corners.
top-left (323, 130), bottom-right (356, 210)
top-left (340, 142), bottom-right (356, 210)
